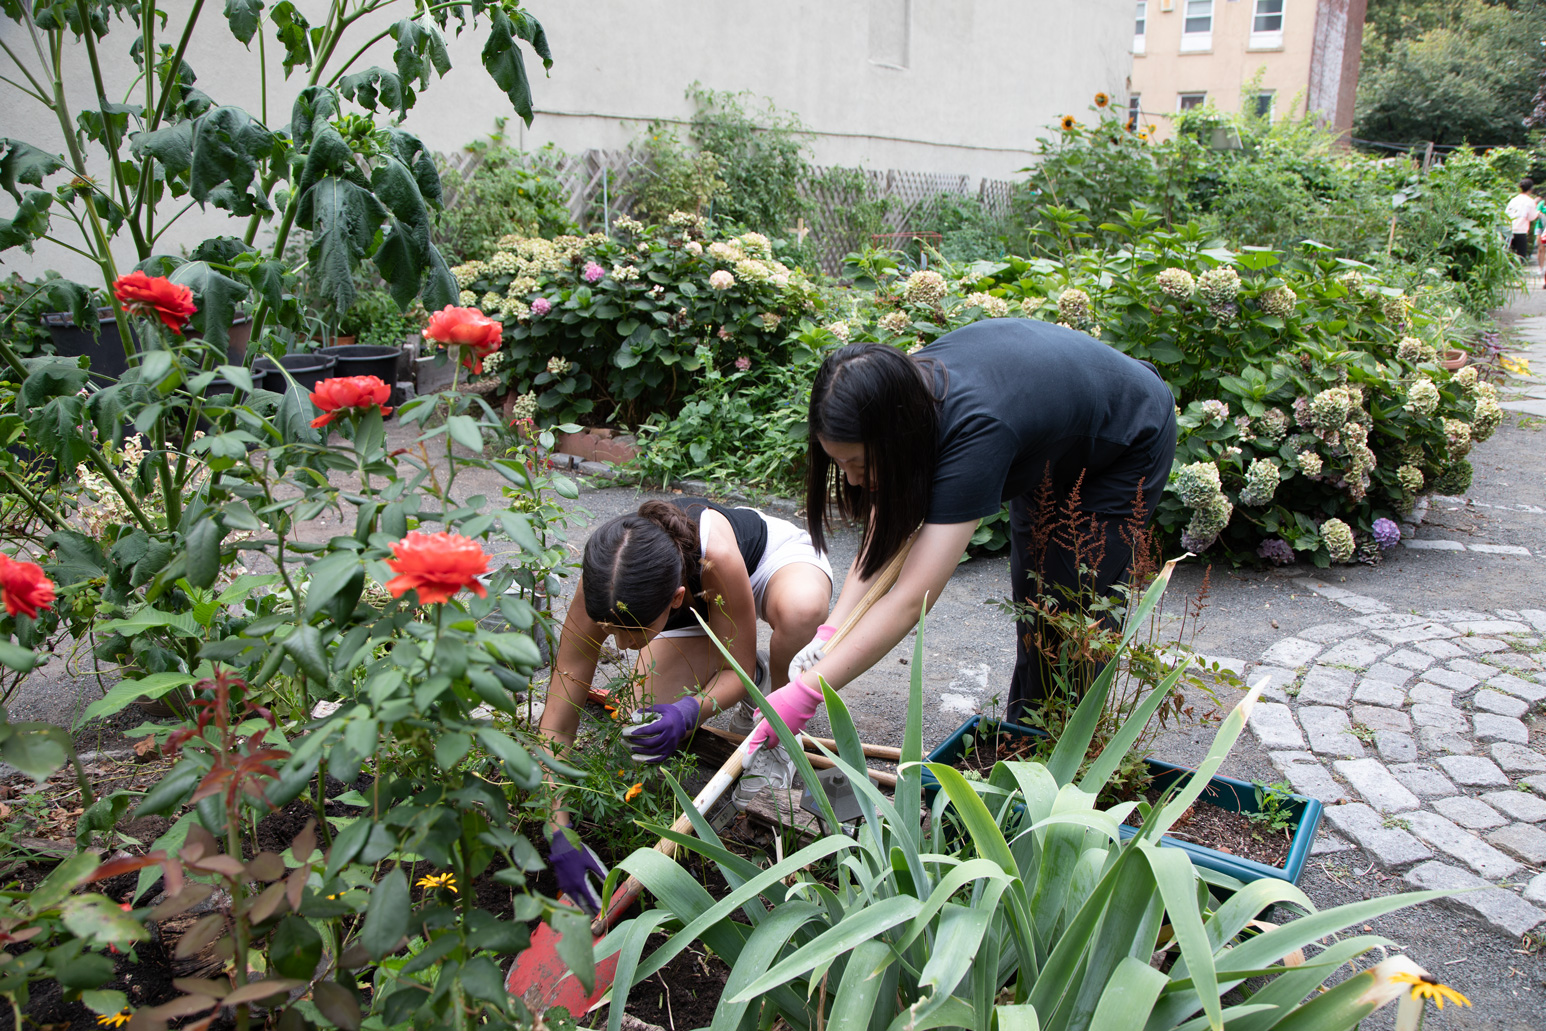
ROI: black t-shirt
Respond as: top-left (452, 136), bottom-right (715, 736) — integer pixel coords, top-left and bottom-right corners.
top-left (661, 498), bottom-right (767, 631)
top-left (921, 319), bottom-right (1177, 524)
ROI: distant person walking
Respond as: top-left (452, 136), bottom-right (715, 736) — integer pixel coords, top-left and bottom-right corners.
top-left (1506, 178), bottom-right (1537, 261)
top-left (1534, 188), bottom-right (1546, 288)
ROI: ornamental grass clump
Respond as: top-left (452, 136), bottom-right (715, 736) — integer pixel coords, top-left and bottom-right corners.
top-left (598, 567), bottom-right (1451, 1031)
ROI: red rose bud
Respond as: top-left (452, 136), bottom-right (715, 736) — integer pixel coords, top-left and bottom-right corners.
top-left (384, 531), bottom-right (490, 605)
top-left (309, 375), bottom-right (393, 428)
top-left (113, 271), bottom-right (197, 335)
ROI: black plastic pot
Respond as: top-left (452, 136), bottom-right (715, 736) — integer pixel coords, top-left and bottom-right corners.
top-left (318, 344), bottom-right (402, 404)
top-left (253, 353), bottom-right (337, 393)
top-left (40, 309), bottom-right (139, 382)
top-left (42, 310), bottom-right (252, 383)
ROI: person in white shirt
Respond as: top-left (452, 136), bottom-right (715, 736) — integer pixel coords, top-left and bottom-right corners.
top-left (1505, 178), bottom-right (1536, 259)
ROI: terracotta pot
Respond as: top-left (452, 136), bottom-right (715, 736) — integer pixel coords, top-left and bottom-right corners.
top-left (1441, 349), bottom-right (1470, 371)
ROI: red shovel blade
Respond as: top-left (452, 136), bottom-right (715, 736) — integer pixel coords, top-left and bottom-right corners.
top-left (506, 918), bottom-right (619, 1017)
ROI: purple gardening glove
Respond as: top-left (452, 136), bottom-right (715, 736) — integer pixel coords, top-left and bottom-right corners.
top-left (548, 827), bottom-right (608, 914)
top-left (621, 696), bottom-right (700, 764)
top-left (744, 673), bottom-right (824, 756)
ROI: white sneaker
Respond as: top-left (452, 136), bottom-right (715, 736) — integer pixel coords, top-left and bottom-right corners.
top-left (726, 649), bottom-right (769, 736)
top-left (733, 739), bottom-right (795, 809)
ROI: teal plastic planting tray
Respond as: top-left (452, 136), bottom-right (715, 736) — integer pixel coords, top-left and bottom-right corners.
top-left (923, 715), bottom-right (1323, 887)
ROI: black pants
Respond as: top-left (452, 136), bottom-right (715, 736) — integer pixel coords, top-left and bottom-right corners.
top-left (1006, 420), bottom-right (1177, 724)
top-left (1512, 233), bottom-right (1532, 259)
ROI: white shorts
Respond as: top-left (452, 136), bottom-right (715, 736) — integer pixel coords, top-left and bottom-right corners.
top-left (655, 508), bottom-right (833, 639)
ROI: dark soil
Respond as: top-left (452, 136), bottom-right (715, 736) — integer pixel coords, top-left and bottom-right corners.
top-left (955, 729), bottom-right (1295, 870)
top-left (591, 931), bottom-right (731, 1031)
top-left (1119, 785), bottom-right (1292, 870)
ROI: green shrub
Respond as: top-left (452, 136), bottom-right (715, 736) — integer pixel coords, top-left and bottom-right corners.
top-left (633, 346), bottom-right (819, 493)
top-left (434, 135), bottom-right (576, 263)
top-left (970, 212), bottom-right (1491, 565)
top-left (455, 214), bottom-right (820, 426)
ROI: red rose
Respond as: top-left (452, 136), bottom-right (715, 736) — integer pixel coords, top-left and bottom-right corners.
top-left (113, 271), bottom-right (197, 335)
top-left (422, 305), bottom-right (502, 375)
top-left (309, 375), bottom-right (393, 428)
top-left (0, 553), bottom-right (56, 619)
top-left (384, 531), bottom-right (490, 605)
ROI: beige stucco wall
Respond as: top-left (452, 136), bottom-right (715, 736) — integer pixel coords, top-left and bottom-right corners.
top-left (2, 0), bottom-right (1133, 285)
top-left (1131, 0), bottom-right (1323, 139)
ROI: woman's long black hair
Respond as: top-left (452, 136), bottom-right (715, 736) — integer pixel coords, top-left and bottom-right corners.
top-left (806, 343), bottom-right (940, 580)
top-left (581, 501), bottom-right (702, 627)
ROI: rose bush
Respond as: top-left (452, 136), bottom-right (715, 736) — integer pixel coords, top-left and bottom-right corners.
top-left (453, 214), bottom-right (820, 425)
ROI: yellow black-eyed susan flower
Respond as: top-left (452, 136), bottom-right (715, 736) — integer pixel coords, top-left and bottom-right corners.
top-left (625, 782), bottom-right (643, 802)
top-left (416, 872), bottom-right (457, 894)
top-left (1139, 129), bottom-right (1151, 141)
top-left (1094, 92), bottom-right (1110, 108)
top-left (96, 1012), bottom-right (132, 1029)
top-left (1060, 115), bottom-right (1078, 132)
top-left (1390, 972), bottom-right (1470, 1010)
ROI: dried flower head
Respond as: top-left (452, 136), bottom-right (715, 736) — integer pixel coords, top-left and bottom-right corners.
top-left (1156, 268), bottom-right (1195, 299)
top-left (1320, 518), bottom-right (1356, 563)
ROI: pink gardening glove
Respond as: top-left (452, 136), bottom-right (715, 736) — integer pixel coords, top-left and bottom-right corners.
top-left (744, 673), bottom-right (824, 756)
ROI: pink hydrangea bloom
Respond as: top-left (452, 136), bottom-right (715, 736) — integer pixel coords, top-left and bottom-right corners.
top-left (530, 297), bottom-right (553, 316)
top-left (735, 356), bottom-right (751, 371)
top-left (582, 262), bottom-right (605, 284)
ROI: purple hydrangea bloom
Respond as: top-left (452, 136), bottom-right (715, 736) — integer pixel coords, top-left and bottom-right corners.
top-left (1371, 517), bottom-right (1401, 549)
top-left (1257, 538), bottom-right (1295, 565)
top-left (582, 261), bottom-right (605, 284)
top-left (530, 297), bottom-right (552, 316)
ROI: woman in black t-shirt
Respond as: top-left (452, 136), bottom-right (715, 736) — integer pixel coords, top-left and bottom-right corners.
top-left (750, 319), bottom-right (1177, 744)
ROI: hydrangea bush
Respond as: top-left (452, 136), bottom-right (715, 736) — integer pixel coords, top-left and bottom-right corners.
top-left (968, 211), bottom-right (1492, 565)
top-left (451, 214), bottom-right (820, 425)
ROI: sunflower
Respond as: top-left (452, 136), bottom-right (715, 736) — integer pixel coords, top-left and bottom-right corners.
top-left (1126, 117), bottom-right (1137, 132)
top-left (1060, 115), bottom-right (1078, 131)
top-left (1139, 129), bottom-right (1151, 141)
top-left (1094, 92), bottom-right (1110, 108)
top-left (625, 782), bottom-right (644, 802)
top-left (1390, 972), bottom-right (1470, 1010)
top-left (96, 1012), bottom-right (132, 1029)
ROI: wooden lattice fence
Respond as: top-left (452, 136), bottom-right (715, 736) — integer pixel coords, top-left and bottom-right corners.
top-left (436, 147), bottom-right (1018, 273)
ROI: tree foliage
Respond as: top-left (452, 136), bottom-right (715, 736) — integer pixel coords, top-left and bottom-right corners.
top-left (1355, 0), bottom-right (1546, 149)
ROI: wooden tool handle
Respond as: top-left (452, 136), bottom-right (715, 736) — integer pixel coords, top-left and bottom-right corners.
top-left (591, 746), bottom-right (747, 935)
top-left (825, 534), bottom-right (915, 651)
